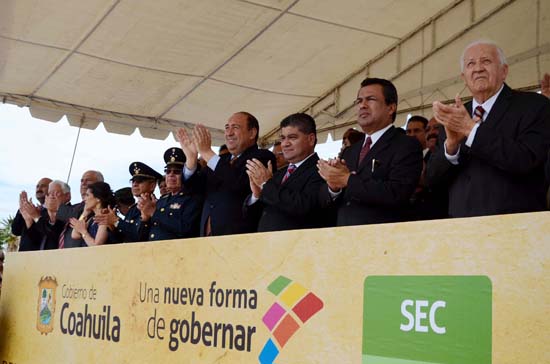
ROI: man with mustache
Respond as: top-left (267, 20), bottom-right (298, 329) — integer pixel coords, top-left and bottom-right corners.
top-left (12, 177), bottom-right (51, 251)
top-left (425, 117), bottom-right (440, 153)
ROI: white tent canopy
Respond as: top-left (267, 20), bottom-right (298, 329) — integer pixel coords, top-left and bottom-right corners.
top-left (1, 0), bottom-right (548, 145)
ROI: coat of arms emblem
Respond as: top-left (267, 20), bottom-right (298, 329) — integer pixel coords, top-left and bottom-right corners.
top-left (36, 276), bottom-right (58, 335)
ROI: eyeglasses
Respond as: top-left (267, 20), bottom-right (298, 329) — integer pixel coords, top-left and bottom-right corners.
top-left (164, 168), bottom-right (182, 175)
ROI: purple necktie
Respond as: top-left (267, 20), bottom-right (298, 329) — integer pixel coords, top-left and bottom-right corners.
top-left (358, 136), bottom-right (372, 165)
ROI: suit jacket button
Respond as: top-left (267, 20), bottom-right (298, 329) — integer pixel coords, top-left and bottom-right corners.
top-left (346, 202), bottom-right (351, 206)
top-left (150, 234), bottom-right (155, 238)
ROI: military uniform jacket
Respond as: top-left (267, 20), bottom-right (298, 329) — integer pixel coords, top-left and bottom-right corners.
top-left (116, 204), bottom-right (140, 243)
top-left (320, 126), bottom-right (423, 226)
top-left (138, 190), bottom-right (201, 241)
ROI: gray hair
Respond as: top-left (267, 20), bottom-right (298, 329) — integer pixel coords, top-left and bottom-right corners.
top-left (49, 180), bottom-right (71, 194)
top-left (460, 40), bottom-right (507, 72)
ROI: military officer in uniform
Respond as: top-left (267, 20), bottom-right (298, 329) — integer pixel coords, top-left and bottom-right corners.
top-left (95, 162), bottom-right (162, 243)
top-left (138, 148), bottom-right (202, 241)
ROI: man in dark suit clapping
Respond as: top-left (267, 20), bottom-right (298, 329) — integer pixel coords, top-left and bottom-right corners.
top-left (318, 78), bottom-right (423, 226)
top-left (177, 112), bottom-right (276, 236)
top-left (427, 41), bottom-right (550, 217)
top-left (245, 113), bottom-right (331, 232)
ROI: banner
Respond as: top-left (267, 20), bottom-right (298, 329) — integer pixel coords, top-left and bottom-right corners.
top-left (0, 212), bottom-right (548, 364)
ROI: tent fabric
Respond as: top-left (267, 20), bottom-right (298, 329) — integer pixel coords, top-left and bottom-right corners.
top-left (1, 0), bottom-right (548, 145)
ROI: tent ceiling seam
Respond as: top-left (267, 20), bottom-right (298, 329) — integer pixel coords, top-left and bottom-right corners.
top-left (286, 13), bottom-right (400, 40)
top-left (0, 34), bottom-right (70, 52)
top-left (237, 0), bottom-right (401, 39)
top-left (1, 35), bottom-right (319, 98)
top-left (156, 0), bottom-right (302, 119)
top-left (29, 0), bottom-right (122, 97)
top-left (207, 78), bottom-right (318, 98)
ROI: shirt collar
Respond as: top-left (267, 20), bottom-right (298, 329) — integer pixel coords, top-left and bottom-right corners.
top-left (288, 152), bottom-right (315, 170)
top-left (472, 84), bottom-right (504, 121)
top-left (363, 124), bottom-right (392, 147)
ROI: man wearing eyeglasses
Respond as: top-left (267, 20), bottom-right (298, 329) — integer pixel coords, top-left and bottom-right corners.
top-left (177, 112), bottom-right (276, 236)
top-left (137, 148), bottom-right (202, 241)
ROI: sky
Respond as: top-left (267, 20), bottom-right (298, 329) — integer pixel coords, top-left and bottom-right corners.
top-left (0, 104), bottom-right (343, 222)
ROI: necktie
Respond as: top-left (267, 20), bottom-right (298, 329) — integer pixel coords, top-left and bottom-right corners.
top-left (281, 164), bottom-right (296, 184)
top-left (58, 222), bottom-right (68, 249)
top-left (358, 136), bottom-right (372, 165)
top-left (474, 105), bottom-right (485, 121)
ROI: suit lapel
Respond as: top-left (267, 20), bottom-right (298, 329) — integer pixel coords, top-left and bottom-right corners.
top-left (357, 126), bottom-right (396, 172)
top-left (282, 153), bottom-right (319, 185)
top-left (345, 141), bottom-right (362, 172)
top-left (483, 83), bottom-right (512, 126)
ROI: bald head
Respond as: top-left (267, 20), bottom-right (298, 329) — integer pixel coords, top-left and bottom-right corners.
top-left (36, 177), bottom-right (52, 204)
top-left (80, 170), bottom-right (103, 201)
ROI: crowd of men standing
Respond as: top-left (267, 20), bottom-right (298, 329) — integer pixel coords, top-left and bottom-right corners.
top-left (11, 40), bottom-right (550, 251)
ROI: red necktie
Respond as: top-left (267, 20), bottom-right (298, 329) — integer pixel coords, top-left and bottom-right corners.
top-left (281, 164), bottom-right (296, 183)
top-left (358, 136), bottom-right (372, 165)
top-left (474, 105), bottom-right (485, 121)
top-left (58, 222), bottom-right (68, 249)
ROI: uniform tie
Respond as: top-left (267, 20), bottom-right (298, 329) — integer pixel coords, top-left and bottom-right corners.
top-left (358, 136), bottom-right (372, 165)
top-left (281, 164), bottom-right (296, 183)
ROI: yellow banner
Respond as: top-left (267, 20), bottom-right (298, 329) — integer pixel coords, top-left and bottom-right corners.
top-left (0, 212), bottom-right (548, 364)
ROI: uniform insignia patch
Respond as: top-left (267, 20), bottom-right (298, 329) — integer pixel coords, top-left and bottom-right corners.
top-left (169, 203), bottom-right (181, 209)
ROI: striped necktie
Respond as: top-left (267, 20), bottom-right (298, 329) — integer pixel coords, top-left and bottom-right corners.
top-left (281, 164), bottom-right (296, 183)
top-left (58, 222), bottom-right (68, 249)
top-left (474, 105), bottom-right (485, 121)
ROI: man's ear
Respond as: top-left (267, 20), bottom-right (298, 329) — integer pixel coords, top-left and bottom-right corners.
top-left (307, 133), bottom-right (316, 147)
top-left (388, 103), bottom-right (397, 118)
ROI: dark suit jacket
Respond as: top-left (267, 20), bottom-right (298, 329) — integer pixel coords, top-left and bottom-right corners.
top-left (116, 204), bottom-right (141, 243)
top-left (426, 84), bottom-right (550, 217)
top-left (31, 211), bottom-right (66, 250)
top-left (408, 149), bottom-right (449, 221)
top-left (11, 209), bottom-right (46, 251)
top-left (189, 144), bottom-right (276, 236)
top-left (56, 202), bottom-right (86, 248)
top-left (248, 153), bottom-right (333, 232)
top-left (321, 125), bottom-right (423, 226)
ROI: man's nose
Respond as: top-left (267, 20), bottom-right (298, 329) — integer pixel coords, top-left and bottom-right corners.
top-left (473, 60), bottom-right (484, 71)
